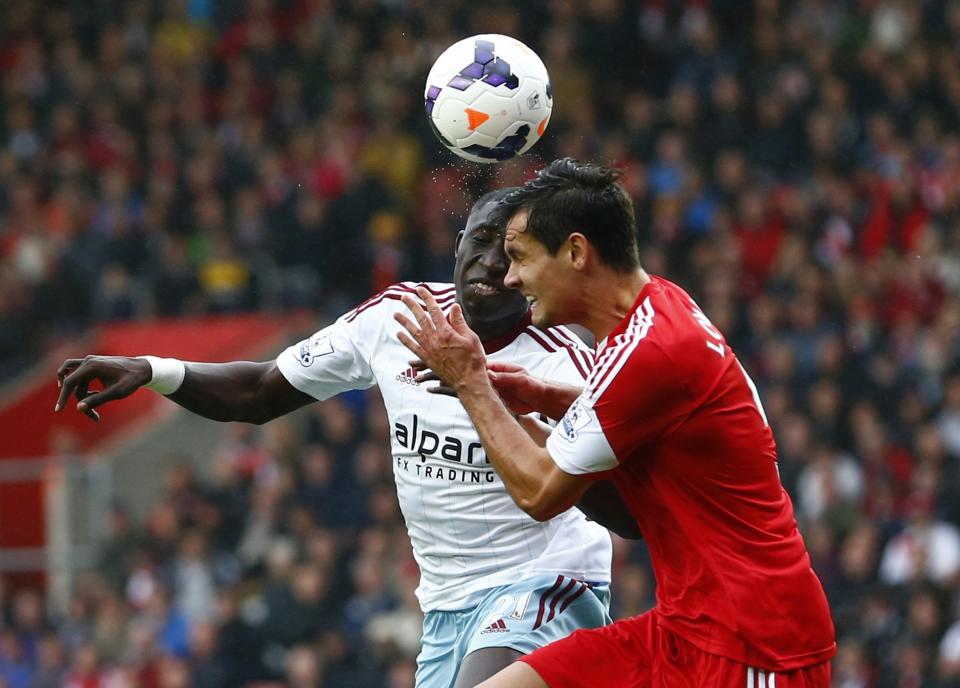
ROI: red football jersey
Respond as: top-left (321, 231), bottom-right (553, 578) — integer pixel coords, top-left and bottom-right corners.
top-left (546, 275), bottom-right (836, 670)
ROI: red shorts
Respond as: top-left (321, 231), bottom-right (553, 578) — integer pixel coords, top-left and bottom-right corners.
top-left (520, 610), bottom-right (831, 688)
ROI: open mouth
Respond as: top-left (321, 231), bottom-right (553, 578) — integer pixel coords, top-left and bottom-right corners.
top-left (470, 280), bottom-right (504, 296)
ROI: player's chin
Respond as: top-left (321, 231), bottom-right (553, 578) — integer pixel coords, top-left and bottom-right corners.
top-left (468, 290), bottom-right (520, 313)
top-left (465, 292), bottom-right (502, 313)
top-left (529, 303), bottom-right (552, 327)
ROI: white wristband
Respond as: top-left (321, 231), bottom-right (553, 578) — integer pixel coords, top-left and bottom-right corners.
top-left (140, 356), bottom-right (186, 395)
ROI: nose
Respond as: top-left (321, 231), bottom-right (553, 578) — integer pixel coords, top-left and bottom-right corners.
top-left (480, 243), bottom-right (509, 273)
top-left (504, 261), bottom-right (520, 289)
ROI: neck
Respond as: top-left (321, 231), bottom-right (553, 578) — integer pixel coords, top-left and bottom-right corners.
top-left (580, 268), bottom-right (650, 343)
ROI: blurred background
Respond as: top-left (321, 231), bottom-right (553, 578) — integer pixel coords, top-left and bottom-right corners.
top-left (1, 0), bottom-right (959, 685)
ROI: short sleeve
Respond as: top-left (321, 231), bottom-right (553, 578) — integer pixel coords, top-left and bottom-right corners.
top-left (276, 313), bottom-right (377, 401)
top-left (546, 335), bottom-right (689, 473)
top-left (546, 394), bottom-right (617, 475)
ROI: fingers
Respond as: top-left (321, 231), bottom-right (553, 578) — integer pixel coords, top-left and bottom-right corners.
top-left (447, 303), bottom-right (469, 334)
top-left (408, 366), bottom-right (454, 395)
top-left (72, 382), bottom-right (100, 421)
top-left (488, 369), bottom-right (524, 386)
top-left (394, 310), bottom-right (429, 349)
top-left (487, 361), bottom-right (527, 374)
top-left (76, 383), bottom-right (132, 413)
top-left (416, 287), bottom-right (446, 328)
top-left (56, 363), bottom-right (91, 412)
top-left (57, 358), bottom-right (84, 386)
top-left (400, 294), bottom-right (434, 332)
top-left (56, 363), bottom-right (105, 421)
top-left (397, 330), bottom-right (426, 360)
top-left (56, 357), bottom-right (85, 416)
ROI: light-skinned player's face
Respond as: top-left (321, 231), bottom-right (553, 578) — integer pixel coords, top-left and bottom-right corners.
top-left (453, 200), bottom-right (529, 330)
top-left (503, 210), bottom-right (572, 328)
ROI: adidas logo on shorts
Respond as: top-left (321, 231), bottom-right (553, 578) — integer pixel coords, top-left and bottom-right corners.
top-left (480, 618), bottom-right (509, 634)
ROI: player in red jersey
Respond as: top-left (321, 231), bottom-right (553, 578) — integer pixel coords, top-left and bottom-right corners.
top-left (395, 158), bottom-right (835, 687)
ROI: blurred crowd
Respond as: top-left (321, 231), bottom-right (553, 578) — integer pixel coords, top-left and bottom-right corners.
top-left (3, 0), bottom-right (960, 685)
top-left (1, 395), bottom-right (425, 687)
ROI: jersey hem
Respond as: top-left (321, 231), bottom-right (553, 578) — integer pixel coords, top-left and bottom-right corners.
top-left (657, 615), bottom-right (838, 671)
top-left (417, 567), bottom-right (613, 613)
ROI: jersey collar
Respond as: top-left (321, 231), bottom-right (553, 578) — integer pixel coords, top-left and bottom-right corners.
top-left (481, 311), bottom-right (533, 354)
top-left (597, 276), bottom-right (661, 353)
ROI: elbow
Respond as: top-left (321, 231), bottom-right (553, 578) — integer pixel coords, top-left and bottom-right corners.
top-left (234, 397), bottom-right (277, 425)
top-left (243, 405), bottom-right (276, 425)
top-left (522, 504), bottom-right (555, 523)
top-left (518, 494), bottom-right (566, 523)
top-left (612, 525), bottom-right (645, 540)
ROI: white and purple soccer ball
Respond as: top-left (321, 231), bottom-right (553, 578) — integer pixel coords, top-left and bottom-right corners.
top-left (424, 34), bottom-right (553, 164)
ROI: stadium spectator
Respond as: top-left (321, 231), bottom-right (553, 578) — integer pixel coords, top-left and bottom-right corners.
top-left (4, 0), bottom-right (960, 683)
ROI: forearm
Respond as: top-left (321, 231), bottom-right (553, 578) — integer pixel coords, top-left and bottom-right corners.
top-left (517, 416), bottom-right (639, 537)
top-left (458, 379), bottom-right (584, 519)
top-left (536, 381), bottom-right (584, 421)
top-left (167, 361), bottom-right (304, 424)
top-left (516, 414), bottom-right (552, 444)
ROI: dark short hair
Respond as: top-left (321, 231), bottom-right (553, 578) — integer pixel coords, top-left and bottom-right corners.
top-left (496, 158), bottom-right (639, 272)
top-left (471, 187), bottom-right (517, 219)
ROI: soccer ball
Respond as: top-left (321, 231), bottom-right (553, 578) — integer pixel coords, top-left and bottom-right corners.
top-left (424, 34), bottom-right (552, 164)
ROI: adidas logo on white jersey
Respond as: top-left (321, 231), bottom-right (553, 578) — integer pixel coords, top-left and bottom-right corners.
top-left (395, 367), bottom-right (420, 386)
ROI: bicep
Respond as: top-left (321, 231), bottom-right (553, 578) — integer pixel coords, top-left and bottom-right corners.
top-left (169, 360), bottom-right (314, 424)
top-left (255, 363), bottom-right (316, 419)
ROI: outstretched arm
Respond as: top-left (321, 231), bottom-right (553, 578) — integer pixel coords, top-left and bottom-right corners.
top-left (55, 356), bottom-right (313, 424)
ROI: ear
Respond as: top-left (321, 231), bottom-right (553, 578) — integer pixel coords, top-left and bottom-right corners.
top-left (567, 233), bottom-right (590, 270)
top-left (454, 230), bottom-right (465, 256)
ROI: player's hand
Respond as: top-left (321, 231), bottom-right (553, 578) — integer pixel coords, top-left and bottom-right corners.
top-left (412, 365), bottom-right (457, 397)
top-left (394, 288), bottom-right (487, 393)
top-left (486, 362), bottom-right (546, 416)
top-left (55, 356), bottom-right (153, 422)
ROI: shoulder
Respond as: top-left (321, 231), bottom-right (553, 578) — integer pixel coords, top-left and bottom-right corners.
top-left (586, 296), bottom-right (666, 400)
top-left (627, 277), bottom-right (719, 360)
top-left (345, 282), bottom-right (456, 323)
top-left (587, 279), bottom-right (732, 403)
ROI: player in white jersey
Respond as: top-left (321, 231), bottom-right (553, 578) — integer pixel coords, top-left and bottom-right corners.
top-left (54, 189), bottom-right (639, 687)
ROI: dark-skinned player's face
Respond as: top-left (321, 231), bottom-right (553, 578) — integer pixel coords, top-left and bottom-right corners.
top-left (453, 199), bottom-right (529, 327)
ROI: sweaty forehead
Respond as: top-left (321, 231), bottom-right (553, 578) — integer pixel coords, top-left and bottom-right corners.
top-left (465, 199), bottom-right (503, 232)
top-left (504, 210), bottom-right (529, 240)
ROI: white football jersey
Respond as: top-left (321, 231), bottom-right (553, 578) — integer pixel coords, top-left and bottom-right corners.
top-left (277, 282), bottom-right (612, 611)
